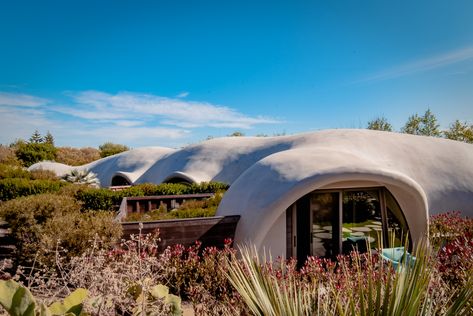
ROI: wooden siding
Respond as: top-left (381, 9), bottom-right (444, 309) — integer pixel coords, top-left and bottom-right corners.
top-left (121, 215), bottom-right (240, 250)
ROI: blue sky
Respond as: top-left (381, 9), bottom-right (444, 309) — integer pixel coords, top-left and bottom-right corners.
top-left (1, 0), bottom-right (472, 148)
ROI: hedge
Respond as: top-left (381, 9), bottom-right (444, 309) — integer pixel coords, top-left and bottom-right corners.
top-left (0, 178), bottom-right (229, 209)
top-left (0, 178), bottom-right (67, 201)
top-left (76, 182), bottom-right (229, 211)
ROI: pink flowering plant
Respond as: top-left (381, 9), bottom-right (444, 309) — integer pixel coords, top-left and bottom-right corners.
top-left (0, 211), bottom-right (472, 315)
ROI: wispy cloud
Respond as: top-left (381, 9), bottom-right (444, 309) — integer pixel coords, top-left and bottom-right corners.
top-left (356, 46), bottom-right (473, 83)
top-left (55, 90), bottom-right (280, 129)
top-left (176, 91), bottom-right (189, 98)
top-left (0, 90), bottom-right (280, 147)
top-left (0, 92), bottom-right (49, 107)
top-left (0, 107), bottom-right (52, 143)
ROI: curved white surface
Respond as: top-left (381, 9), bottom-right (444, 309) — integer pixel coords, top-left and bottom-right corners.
top-left (28, 129), bottom-right (473, 253)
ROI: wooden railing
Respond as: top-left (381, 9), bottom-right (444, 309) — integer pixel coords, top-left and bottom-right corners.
top-left (121, 215), bottom-right (240, 250)
top-left (116, 193), bottom-right (215, 221)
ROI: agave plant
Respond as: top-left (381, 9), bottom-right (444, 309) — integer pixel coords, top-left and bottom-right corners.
top-left (224, 242), bottom-right (473, 316)
top-left (62, 169), bottom-right (100, 187)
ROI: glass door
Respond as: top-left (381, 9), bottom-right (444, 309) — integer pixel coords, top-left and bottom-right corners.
top-left (293, 187), bottom-right (409, 262)
top-left (341, 190), bottom-right (383, 254)
top-left (309, 192), bottom-right (339, 258)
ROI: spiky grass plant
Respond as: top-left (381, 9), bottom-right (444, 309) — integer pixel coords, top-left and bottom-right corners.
top-left (224, 242), bottom-right (473, 316)
top-left (224, 246), bottom-right (319, 316)
top-left (61, 169), bottom-right (100, 187)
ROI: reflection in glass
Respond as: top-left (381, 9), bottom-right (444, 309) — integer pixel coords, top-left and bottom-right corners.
top-left (385, 190), bottom-right (409, 247)
top-left (310, 192), bottom-right (338, 258)
top-left (342, 190), bottom-right (382, 253)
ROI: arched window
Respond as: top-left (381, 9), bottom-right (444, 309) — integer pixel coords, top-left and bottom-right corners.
top-left (111, 175), bottom-right (131, 186)
top-left (289, 187), bottom-right (409, 262)
top-left (163, 177), bottom-right (192, 185)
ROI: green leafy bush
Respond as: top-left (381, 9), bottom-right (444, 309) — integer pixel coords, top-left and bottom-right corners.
top-left (0, 194), bottom-right (122, 266)
top-left (99, 142), bottom-right (129, 158)
top-left (0, 178), bottom-right (67, 201)
top-left (15, 142), bottom-right (57, 167)
top-left (0, 163), bottom-right (31, 179)
top-left (76, 182), bottom-right (229, 211)
top-left (74, 187), bottom-right (121, 211)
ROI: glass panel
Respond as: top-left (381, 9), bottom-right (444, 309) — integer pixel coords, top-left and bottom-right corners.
top-left (385, 190), bottom-right (409, 248)
top-left (310, 192), bottom-right (338, 258)
top-left (342, 190), bottom-right (383, 254)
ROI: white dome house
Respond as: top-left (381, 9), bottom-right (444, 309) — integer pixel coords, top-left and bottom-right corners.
top-left (30, 129), bottom-right (473, 261)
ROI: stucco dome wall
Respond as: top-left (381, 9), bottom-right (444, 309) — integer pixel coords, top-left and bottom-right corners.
top-left (217, 148), bottom-right (429, 250)
top-left (28, 161), bottom-right (75, 177)
top-left (136, 137), bottom-right (294, 185)
top-left (83, 147), bottom-right (174, 186)
top-left (217, 131), bottom-right (473, 253)
top-left (28, 146), bottom-right (174, 186)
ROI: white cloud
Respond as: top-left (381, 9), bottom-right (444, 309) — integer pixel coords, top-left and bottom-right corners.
top-left (0, 90), bottom-right (281, 147)
top-left (0, 107), bottom-right (52, 144)
top-left (55, 91), bottom-right (281, 129)
top-left (0, 105), bottom-right (189, 147)
top-left (114, 120), bottom-right (146, 127)
top-left (76, 125), bottom-right (189, 141)
top-left (176, 91), bottom-right (189, 98)
top-left (0, 92), bottom-right (49, 107)
top-left (357, 45), bottom-right (473, 83)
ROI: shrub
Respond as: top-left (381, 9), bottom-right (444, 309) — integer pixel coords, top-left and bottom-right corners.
top-left (56, 146), bottom-right (100, 166)
top-left (29, 169), bottom-right (58, 180)
top-left (76, 182), bottom-right (229, 212)
top-left (0, 145), bottom-right (20, 166)
top-left (0, 163), bottom-right (30, 179)
top-left (99, 142), bottom-right (129, 158)
top-left (0, 194), bottom-right (122, 267)
top-left (36, 235), bottom-right (240, 315)
top-left (0, 178), bottom-right (67, 201)
top-left (430, 211), bottom-right (473, 288)
top-left (429, 211), bottom-right (473, 248)
top-left (14, 141), bottom-right (57, 167)
top-left (74, 187), bottom-right (121, 211)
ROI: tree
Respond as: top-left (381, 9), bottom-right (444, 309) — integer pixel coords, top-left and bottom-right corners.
top-left (229, 131), bottom-right (245, 137)
top-left (444, 120), bottom-right (473, 144)
top-left (14, 141), bottom-right (57, 167)
top-left (401, 109), bottom-right (440, 137)
top-left (44, 131), bottom-right (55, 145)
top-left (29, 130), bottom-right (43, 143)
top-left (367, 116), bottom-right (393, 131)
top-left (99, 142), bottom-right (129, 158)
top-left (401, 114), bottom-right (422, 135)
top-left (420, 109), bottom-right (441, 137)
